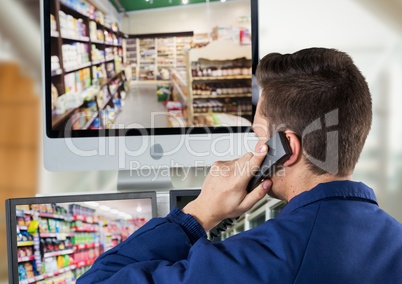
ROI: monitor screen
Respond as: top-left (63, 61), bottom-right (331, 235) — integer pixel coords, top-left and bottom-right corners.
top-left (6, 192), bottom-right (157, 284)
top-left (44, 0), bottom-right (258, 138)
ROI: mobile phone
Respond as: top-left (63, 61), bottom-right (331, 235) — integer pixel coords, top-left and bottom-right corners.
top-left (246, 132), bottom-right (292, 192)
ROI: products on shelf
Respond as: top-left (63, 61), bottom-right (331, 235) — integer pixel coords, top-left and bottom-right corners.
top-left (60, 0), bottom-right (95, 19)
top-left (94, 10), bottom-right (105, 25)
top-left (36, 270), bottom-right (76, 284)
top-left (89, 21), bottom-right (104, 42)
top-left (100, 107), bottom-right (119, 129)
top-left (51, 56), bottom-right (61, 72)
top-left (13, 201), bottom-right (150, 283)
top-left (50, 14), bottom-right (57, 32)
top-left (124, 36), bottom-right (193, 82)
top-left (64, 67), bottom-right (91, 94)
top-left (17, 231), bottom-right (34, 243)
top-left (115, 56), bottom-right (122, 74)
top-left (18, 262), bottom-right (36, 281)
top-left (51, 0), bottom-right (125, 131)
top-left (71, 100), bottom-right (98, 130)
top-left (109, 78), bottom-right (121, 96)
top-left (166, 101), bottom-right (185, 127)
top-left (104, 30), bottom-right (117, 45)
top-left (192, 81), bottom-right (252, 97)
top-left (105, 47), bottom-right (114, 61)
top-left (125, 38), bottom-right (137, 80)
top-left (62, 43), bottom-right (90, 70)
top-left (59, 11), bottom-right (87, 40)
top-left (92, 63), bottom-right (107, 82)
top-left (156, 37), bottom-right (175, 79)
top-left (191, 57), bottom-right (252, 78)
top-left (106, 62), bottom-right (116, 78)
top-left (193, 98), bottom-right (252, 114)
top-left (91, 44), bottom-right (105, 63)
top-left (139, 38), bottom-right (156, 80)
top-left (175, 37), bottom-right (192, 68)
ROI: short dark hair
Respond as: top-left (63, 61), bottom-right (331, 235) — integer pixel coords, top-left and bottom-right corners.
top-left (256, 48), bottom-right (372, 176)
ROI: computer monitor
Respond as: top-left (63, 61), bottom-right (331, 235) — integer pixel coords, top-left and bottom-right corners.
top-left (169, 189), bottom-right (201, 211)
top-left (6, 191), bottom-right (157, 284)
top-left (41, 0), bottom-right (260, 176)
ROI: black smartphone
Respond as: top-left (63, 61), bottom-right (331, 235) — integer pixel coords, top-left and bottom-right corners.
top-left (246, 132), bottom-right (293, 192)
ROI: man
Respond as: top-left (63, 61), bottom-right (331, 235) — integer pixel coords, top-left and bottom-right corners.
top-left (78, 48), bottom-right (402, 283)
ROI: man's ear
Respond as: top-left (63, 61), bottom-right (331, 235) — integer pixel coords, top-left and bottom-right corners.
top-left (283, 132), bottom-right (301, 167)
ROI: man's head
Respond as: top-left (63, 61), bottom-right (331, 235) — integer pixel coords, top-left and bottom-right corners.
top-left (253, 48), bottom-right (372, 198)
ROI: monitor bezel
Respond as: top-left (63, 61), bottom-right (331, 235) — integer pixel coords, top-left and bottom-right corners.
top-left (43, 0), bottom-right (259, 139)
top-left (169, 189), bottom-right (201, 211)
top-left (6, 191), bottom-right (157, 284)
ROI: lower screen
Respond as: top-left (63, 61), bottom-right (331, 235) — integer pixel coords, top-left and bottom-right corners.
top-left (14, 199), bottom-right (152, 283)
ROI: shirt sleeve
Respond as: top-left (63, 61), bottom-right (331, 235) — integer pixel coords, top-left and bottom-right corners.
top-left (77, 208), bottom-right (206, 283)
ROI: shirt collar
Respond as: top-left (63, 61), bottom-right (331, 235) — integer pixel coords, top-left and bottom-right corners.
top-left (279, 180), bottom-right (378, 216)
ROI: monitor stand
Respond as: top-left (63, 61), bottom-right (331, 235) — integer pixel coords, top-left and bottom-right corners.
top-left (117, 167), bottom-right (207, 216)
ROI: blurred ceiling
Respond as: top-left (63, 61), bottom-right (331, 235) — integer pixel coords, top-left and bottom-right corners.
top-left (1, 0), bottom-right (400, 79)
top-left (109, 0), bottom-right (222, 12)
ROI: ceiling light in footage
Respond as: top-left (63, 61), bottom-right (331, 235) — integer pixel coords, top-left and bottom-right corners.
top-left (99, 205), bottom-right (111, 211)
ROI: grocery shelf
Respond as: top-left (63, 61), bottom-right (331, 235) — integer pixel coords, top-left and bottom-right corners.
top-left (180, 45), bottom-right (254, 126)
top-left (194, 111), bottom-right (253, 116)
top-left (64, 62), bottom-right (91, 73)
top-left (74, 259), bottom-right (96, 269)
top-left (18, 255), bottom-right (36, 263)
top-left (74, 243), bottom-right (100, 250)
top-left (25, 265), bottom-right (76, 284)
top-left (73, 228), bottom-right (99, 233)
top-left (59, 2), bottom-right (89, 19)
top-left (51, 0), bottom-right (124, 132)
top-left (72, 215), bottom-right (99, 224)
top-left (44, 249), bottom-right (74, 258)
top-left (61, 34), bottom-right (90, 43)
top-left (91, 60), bottom-right (105, 65)
top-left (40, 232), bottom-right (75, 238)
top-left (193, 93), bottom-right (252, 99)
top-left (91, 39), bottom-right (105, 44)
top-left (38, 212), bottom-right (70, 220)
top-left (17, 241), bottom-right (34, 247)
top-left (192, 75), bottom-right (251, 81)
top-left (128, 35), bottom-right (192, 82)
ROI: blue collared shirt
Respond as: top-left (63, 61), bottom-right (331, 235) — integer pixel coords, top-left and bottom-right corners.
top-left (79, 181), bottom-right (402, 283)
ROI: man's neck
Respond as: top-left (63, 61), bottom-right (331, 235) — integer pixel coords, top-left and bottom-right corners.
top-left (285, 172), bottom-right (352, 202)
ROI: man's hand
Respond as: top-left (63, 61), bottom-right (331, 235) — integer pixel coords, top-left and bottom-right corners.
top-left (183, 145), bottom-right (273, 232)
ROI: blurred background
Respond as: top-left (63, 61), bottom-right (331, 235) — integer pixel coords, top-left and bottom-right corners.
top-left (0, 0), bottom-right (401, 282)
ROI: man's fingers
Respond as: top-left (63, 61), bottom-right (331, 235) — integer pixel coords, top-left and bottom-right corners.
top-left (239, 179), bottom-right (272, 212)
top-left (237, 144), bottom-right (268, 178)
